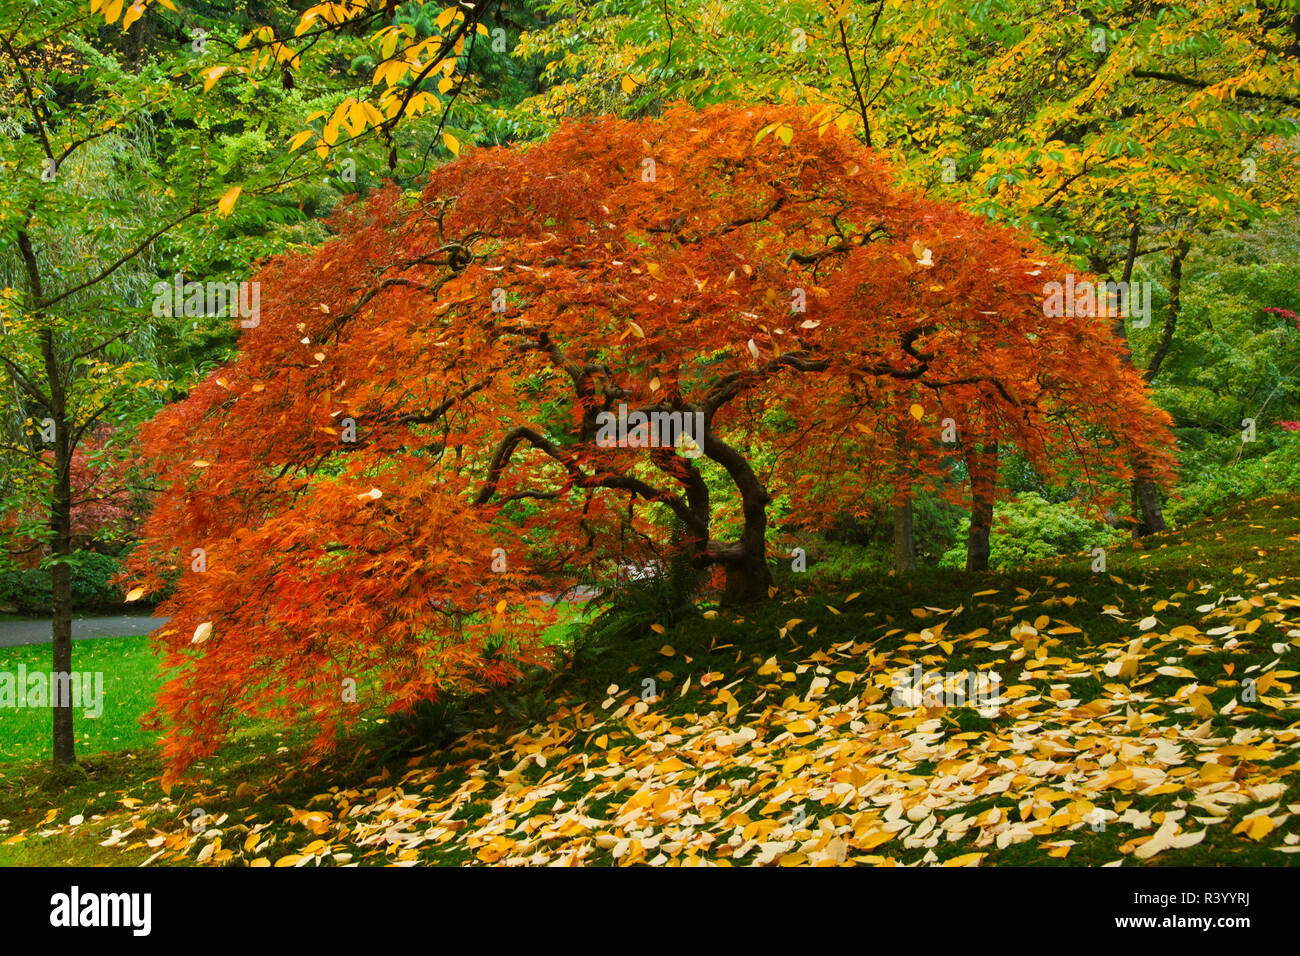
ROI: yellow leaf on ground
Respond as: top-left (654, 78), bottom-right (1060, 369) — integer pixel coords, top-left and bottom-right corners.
top-left (1234, 815), bottom-right (1274, 841)
top-left (856, 830), bottom-right (894, 850)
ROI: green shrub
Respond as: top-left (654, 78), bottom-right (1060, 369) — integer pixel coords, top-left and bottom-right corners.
top-left (579, 539), bottom-right (702, 649)
top-left (771, 537), bottom-right (889, 589)
top-left (1167, 437), bottom-right (1300, 527)
top-left (939, 493), bottom-right (1124, 570)
top-left (0, 552), bottom-right (125, 614)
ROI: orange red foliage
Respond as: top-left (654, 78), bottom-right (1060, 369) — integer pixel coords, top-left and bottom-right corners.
top-left (130, 104), bottom-right (1175, 778)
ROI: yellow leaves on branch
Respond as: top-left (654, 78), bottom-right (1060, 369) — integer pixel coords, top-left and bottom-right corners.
top-left (434, 5), bottom-right (461, 31)
top-left (217, 186), bottom-right (242, 218)
top-left (372, 58), bottom-right (411, 89)
top-left (91, 0), bottom-right (120, 25)
top-left (286, 96), bottom-right (388, 158)
top-left (754, 121), bottom-right (796, 146)
top-left (122, 2), bottom-right (145, 31)
top-left (202, 66), bottom-right (228, 93)
top-left (93, 0), bottom-right (176, 30)
top-left (295, 1), bottom-right (376, 34)
top-left (374, 23), bottom-right (416, 60)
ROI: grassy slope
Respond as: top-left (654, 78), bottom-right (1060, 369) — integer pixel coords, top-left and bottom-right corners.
top-left (1, 496), bottom-right (1298, 866)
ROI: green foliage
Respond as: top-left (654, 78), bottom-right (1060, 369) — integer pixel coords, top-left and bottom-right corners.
top-left (773, 537), bottom-right (889, 589)
top-left (579, 541), bottom-right (703, 650)
top-left (1167, 435), bottom-right (1300, 527)
top-left (0, 552), bottom-right (125, 614)
top-left (939, 493), bottom-right (1124, 570)
top-left (514, 0), bottom-right (1300, 260)
top-left (1140, 219), bottom-right (1300, 433)
top-left (376, 695), bottom-right (477, 762)
top-left (785, 493), bottom-right (963, 584)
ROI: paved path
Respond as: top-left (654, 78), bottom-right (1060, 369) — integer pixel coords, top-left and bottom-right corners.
top-left (0, 614), bottom-right (168, 648)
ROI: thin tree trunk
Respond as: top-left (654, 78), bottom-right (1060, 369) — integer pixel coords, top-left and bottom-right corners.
top-left (21, 231), bottom-right (77, 768)
top-left (1131, 470), bottom-right (1166, 538)
top-left (50, 483), bottom-right (75, 767)
top-left (1124, 240), bottom-right (1190, 538)
top-left (1144, 239), bottom-right (1189, 383)
top-left (966, 441), bottom-right (997, 572)
top-left (893, 499), bottom-right (916, 574)
top-left (42, 327), bottom-right (76, 767)
top-left (1094, 224), bottom-right (1171, 537)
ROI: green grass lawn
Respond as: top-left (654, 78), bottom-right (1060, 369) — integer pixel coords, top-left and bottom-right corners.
top-left (0, 635), bottom-right (162, 763)
top-left (0, 601), bottom-right (588, 768)
top-left (1, 495), bottom-right (1297, 866)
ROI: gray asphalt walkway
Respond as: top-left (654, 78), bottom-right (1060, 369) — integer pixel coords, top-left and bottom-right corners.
top-left (0, 614), bottom-right (167, 648)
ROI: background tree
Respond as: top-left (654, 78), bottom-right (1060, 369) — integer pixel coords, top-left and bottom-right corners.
top-left (0, 0), bottom-right (415, 771)
top-left (512, 0), bottom-right (1300, 534)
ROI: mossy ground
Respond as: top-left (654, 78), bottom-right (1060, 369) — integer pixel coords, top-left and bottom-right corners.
top-left (2, 496), bottom-right (1297, 866)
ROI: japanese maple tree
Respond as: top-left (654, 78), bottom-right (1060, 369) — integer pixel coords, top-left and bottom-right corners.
top-left (130, 104), bottom-right (1175, 777)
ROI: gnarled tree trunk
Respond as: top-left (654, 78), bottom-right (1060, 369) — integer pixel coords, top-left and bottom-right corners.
top-left (722, 544), bottom-right (773, 604)
top-left (705, 425), bottom-right (773, 605)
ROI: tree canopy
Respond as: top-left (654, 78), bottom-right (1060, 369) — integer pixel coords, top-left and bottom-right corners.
top-left (128, 103), bottom-right (1175, 777)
